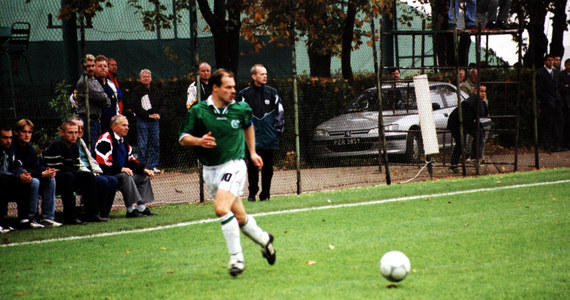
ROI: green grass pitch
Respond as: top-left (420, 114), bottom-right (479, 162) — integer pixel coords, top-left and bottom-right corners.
top-left (1, 168), bottom-right (569, 299)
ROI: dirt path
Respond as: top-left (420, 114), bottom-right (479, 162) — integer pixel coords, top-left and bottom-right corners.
top-left (146, 150), bottom-right (569, 205)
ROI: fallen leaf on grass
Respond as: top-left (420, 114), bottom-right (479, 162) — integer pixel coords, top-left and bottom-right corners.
top-left (124, 251), bottom-right (130, 254)
top-left (328, 244), bottom-right (335, 250)
top-left (161, 247), bottom-right (167, 250)
top-left (305, 260), bottom-right (316, 265)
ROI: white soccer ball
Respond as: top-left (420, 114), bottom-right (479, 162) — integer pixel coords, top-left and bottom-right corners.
top-left (379, 250), bottom-right (411, 282)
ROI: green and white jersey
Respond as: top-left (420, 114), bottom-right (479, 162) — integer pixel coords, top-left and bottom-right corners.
top-left (179, 97), bottom-right (253, 166)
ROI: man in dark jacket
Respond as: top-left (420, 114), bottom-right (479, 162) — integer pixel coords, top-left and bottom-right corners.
top-left (76, 54), bottom-right (111, 151)
top-left (43, 121), bottom-right (103, 224)
top-left (95, 55), bottom-right (120, 135)
top-left (447, 85), bottom-right (489, 172)
top-left (536, 54), bottom-right (564, 152)
top-left (131, 69), bottom-right (163, 173)
top-left (0, 124), bottom-right (33, 231)
top-left (236, 64), bottom-right (284, 201)
top-left (95, 115), bottom-right (157, 218)
top-left (12, 119), bottom-right (60, 227)
top-left (559, 58), bottom-right (570, 150)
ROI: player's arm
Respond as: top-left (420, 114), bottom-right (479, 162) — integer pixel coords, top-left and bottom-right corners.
top-left (179, 132), bottom-right (216, 148)
top-left (244, 125), bottom-right (263, 169)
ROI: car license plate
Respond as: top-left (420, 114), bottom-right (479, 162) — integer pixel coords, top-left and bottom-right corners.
top-left (333, 138), bottom-right (360, 146)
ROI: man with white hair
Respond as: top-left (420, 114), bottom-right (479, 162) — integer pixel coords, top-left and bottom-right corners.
top-left (95, 115), bottom-right (158, 218)
top-left (187, 62), bottom-right (212, 110)
top-left (131, 69), bottom-right (163, 173)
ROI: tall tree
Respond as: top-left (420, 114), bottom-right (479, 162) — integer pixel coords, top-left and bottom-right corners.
top-left (128, 0), bottom-right (246, 75)
top-left (341, 0), bottom-right (361, 81)
top-left (549, 0), bottom-right (568, 57)
top-left (196, 0), bottom-right (245, 75)
top-left (242, 0), bottom-right (390, 78)
top-left (512, 0), bottom-right (552, 67)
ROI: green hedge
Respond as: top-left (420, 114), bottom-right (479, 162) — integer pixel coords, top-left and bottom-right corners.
top-left (117, 69), bottom-right (535, 169)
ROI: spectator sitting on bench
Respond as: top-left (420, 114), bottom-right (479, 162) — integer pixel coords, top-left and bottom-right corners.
top-left (69, 116), bottom-right (118, 220)
top-left (0, 123), bottom-right (35, 231)
top-left (12, 119), bottom-right (61, 227)
top-left (95, 115), bottom-right (158, 218)
top-left (42, 121), bottom-right (105, 225)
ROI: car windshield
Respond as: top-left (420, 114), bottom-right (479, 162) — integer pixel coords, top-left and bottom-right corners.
top-left (342, 84), bottom-right (417, 113)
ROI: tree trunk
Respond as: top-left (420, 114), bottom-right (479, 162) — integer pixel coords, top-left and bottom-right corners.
top-left (549, 0), bottom-right (567, 57)
top-left (197, 0), bottom-right (242, 76)
top-left (341, 0), bottom-right (357, 82)
top-left (308, 46), bottom-right (332, 78)
top-left (523, 1), bottom-right (549, 67)
top-left (431, 0), bottom-right (454, 67)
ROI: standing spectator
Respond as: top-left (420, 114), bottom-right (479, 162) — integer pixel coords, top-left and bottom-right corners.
top-left (389, 67), bottom-right (401, 81)
top-left (559, 58), bottom-right (570, 150)
top-left (477, 0), bottom-right (511, 29)
top-left (447, 86), bottom-right (489, 173)
top-left (76, 54), bottom-right (111, 151)
top-left (132, 69), bottom-right (163, 173)
top-left (179, 69), bottom-right (276, 277)
top-left (12, 119), bottom-right (60, 227)
top-left (0, 124), bottom-right (35, 230)
top-left (107, 57), bottom-right (124, 114)
top-left (536, 54), bottom-right (564, 152)
top-left (236, 64), bottom-right (284, 202)
top-left (387, 67), bottom-right (404, 110)
top-left (553, 56), bottom-right (562, 71)
top-left (43, 121), bottom-right (104, 224)
top-left (448, 0), bottom-right (476, 29)
top-left (95, 55), bottom-right (120, 136)
top-left (458, 68), bottom-right (466, 83)
top-left (70, 117), bottom-right (118, 219)
top-left (95, 115), bottom-right (158, 218)
top-left (461, 69), bottom-right (478, 95)
top-left (187, 62), bottom-right (213, 110)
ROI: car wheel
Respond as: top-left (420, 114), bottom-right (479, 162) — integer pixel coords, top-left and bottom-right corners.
top-left (405, 130), bottom-right (423, 163)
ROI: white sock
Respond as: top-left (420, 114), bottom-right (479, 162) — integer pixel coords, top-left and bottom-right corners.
top-left (127, 205), bottom-right (136, 213)
top-left (240, 215), bottom-right (269, 246)
top-left (136, 204), bottom-right (146, 212)
top-left (219, 212), bottom-right (243, 260)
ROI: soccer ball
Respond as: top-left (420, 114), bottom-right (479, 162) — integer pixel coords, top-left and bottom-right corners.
top-left (379, 250), bottom-right (411, 282)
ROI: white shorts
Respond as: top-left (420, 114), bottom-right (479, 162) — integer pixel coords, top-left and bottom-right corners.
top-left (203, 159), bottom-right (247, 199)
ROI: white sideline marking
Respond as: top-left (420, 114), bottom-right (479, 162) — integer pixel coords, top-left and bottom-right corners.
top-left (3, 179), bottom-right (569, 248)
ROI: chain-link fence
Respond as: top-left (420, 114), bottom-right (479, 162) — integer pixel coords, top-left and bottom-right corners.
top-left (2, 1), bottom-right (568, 217)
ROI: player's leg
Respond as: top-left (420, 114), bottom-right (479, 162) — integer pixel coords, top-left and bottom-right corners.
top-left (206, 162), bottom-right (246, 276)
top-left (214, 189), bottom-right (244, 276)
top-left (231, 194), bottom-right (276, 265)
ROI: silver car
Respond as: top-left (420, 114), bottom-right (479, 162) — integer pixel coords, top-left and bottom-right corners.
top-left (311, 82), bottom-right (491, 162)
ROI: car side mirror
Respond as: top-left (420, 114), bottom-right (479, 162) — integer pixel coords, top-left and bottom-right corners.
top-left (432, 103), bottom-right (441, 110)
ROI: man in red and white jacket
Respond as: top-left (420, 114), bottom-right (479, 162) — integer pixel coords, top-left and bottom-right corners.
top-left (95, 115), bottom-right (158, 218)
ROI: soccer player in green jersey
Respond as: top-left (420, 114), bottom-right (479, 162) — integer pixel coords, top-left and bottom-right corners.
top-left (178, 69), bottom-right (276, 277)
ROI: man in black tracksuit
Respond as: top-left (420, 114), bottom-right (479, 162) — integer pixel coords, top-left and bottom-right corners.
top-left (447, 85), bottom-right (489, 172)
top-left (236, 64), bottom-right (284, 201)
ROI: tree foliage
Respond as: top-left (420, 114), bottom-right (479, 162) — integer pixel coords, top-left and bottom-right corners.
top-left (197, 0), bottom-right (247, 75)
top-left (24, 0), bottom-right (114, 20)
top-left (127, 0), bottom-right (188, 31)
top-left (242, 0), bottom-right (393, 78)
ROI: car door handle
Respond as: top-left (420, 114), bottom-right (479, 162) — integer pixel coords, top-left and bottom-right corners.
top-left (444, 113), bottom-right (449, 117)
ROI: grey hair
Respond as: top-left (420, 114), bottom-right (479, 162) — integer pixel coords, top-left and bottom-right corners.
top-left (140, 69), bottom-right (152, 76)
top-left (111, 114), bottom-right (127, 126)
top-left (250, 64), bottom-right (265, 75)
